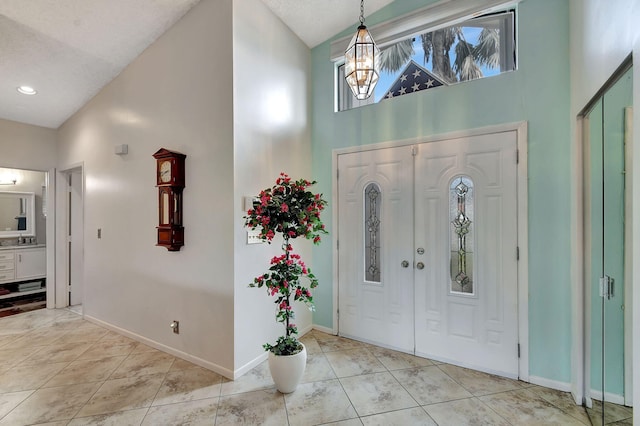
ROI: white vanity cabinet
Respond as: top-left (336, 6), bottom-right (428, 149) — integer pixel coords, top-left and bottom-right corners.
top-left (0, 252), bottom-right (16, 282)
top-left (0, 246), bottom-right (46, 283)
top-left (0, 246), bottom-right (46, 314)
top-left (15, 247), bottom-right (47, 280)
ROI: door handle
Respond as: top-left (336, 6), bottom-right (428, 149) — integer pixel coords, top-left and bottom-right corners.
top-left (416, 262), bottom-right (425, 270)
top-left (401, 260), bottom-right (409, 268)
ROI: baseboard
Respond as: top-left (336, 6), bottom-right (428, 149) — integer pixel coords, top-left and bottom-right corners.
top-left (588, 389), bottom-right (626, 405)
top-left (312, 324), bottom-right (336, 335)
top-left (233, 351), bottom-right (268, 379)
top-left (529, 375), bottom-right (572, 392)
top-left (84, 315), bottom-right (235, 380)
top-left (299, 323), bottom-right (313, 336)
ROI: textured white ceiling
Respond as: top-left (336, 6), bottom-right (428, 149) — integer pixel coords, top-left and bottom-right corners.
top-left (261, 0), bottom-right (394, 48)
top-left (0, 0), bottom-right (392, 129)
top-left (0, 0), bottom-right (202, 129)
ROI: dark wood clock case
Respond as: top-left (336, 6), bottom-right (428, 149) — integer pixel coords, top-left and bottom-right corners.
top-left (152, 148), bottom-right (186, 251)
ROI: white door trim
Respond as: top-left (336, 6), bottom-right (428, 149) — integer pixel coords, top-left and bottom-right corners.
top-left (45, 168), bottom-right (56, 309)
top-left (332, 121), bottom-right (529, 379)
top-left (55, 163), bottom-right (85, 309)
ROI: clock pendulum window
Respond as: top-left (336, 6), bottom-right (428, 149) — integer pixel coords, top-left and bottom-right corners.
top-left (152, 148), bottom-right (186, 251)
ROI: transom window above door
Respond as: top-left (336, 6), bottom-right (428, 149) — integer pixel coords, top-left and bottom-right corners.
top-left (334, 7), bottom-right (516, 111)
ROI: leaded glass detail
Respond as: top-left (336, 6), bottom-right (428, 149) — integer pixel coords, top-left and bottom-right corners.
top-left (364, 183), bottom-right (381, 282)
top-left (450, 176), bottom-right (474, 294)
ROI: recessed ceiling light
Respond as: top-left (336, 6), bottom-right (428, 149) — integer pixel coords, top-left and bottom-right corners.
top-left (17, 86), bottom-right (37, 95)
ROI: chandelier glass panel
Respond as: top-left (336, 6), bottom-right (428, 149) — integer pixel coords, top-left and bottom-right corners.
top-left (344, 0), bottom-right (380, 100)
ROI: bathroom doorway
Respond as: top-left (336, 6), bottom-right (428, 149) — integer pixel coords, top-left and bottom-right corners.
top-left (56, 165), bottom-right (84, 312)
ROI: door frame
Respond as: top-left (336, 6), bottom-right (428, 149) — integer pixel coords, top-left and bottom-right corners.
top-left (45, 168), bottom-right (56, 309)
top-left (332, 121), bottom-right (529, 380)
top-left (55, 163), bottom-right (85, 309)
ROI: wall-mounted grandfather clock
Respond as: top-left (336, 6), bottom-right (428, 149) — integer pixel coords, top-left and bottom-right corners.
top-left (152, 148), bottom-right (186, 251)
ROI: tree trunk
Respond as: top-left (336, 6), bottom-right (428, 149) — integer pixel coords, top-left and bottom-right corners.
top-left (432, 30), bottom-right (457, 83)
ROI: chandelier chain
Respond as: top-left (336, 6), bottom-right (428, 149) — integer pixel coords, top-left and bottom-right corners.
top-left (359, 0), bottom-right (365, 25)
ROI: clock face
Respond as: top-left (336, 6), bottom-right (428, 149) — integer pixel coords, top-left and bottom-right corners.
top-left (159, 160), bottom-right (172, 183)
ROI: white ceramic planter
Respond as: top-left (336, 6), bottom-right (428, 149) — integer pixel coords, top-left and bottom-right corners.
top-left (268, 343), bottom-right (307, 393)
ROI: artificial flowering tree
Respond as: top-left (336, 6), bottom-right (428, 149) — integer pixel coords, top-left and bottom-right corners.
top-left (244, 173), bottom-right (327, 356)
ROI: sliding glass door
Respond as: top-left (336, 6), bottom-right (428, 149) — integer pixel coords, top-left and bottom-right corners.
top-left (584, 63), bottom-right (632, 425)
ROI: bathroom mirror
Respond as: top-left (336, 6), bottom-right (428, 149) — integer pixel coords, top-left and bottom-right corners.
top-left (0, 191), bottom-right (35, 237)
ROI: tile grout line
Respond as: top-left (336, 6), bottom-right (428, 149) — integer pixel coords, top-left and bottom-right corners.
top-left (316, 335), bottom-right (363, 423)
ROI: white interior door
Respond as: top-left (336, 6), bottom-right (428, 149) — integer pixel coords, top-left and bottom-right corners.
top-left (337, 145), bottom-right (415, 353)
top-left (337, 131), bottom-right (519, 378)
top-left (414, 132), bottom-right (519, 378)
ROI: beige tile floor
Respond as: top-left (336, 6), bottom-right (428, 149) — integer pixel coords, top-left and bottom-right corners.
top-left (0, 308), bottom-right (632, 425)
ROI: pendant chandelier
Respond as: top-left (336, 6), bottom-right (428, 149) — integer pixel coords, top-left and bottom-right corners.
top-left (344, 0), bottom-right (380, 100)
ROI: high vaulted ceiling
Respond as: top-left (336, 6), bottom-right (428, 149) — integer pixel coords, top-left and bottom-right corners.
top-left (0, 0), bottom-right (393, 130)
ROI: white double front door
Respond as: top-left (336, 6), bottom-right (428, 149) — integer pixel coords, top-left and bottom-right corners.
top-left (337, 131), bottom-right (520, 378)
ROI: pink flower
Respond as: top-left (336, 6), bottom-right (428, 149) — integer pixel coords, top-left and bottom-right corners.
top-left (281, 203), bottom-right (289, 213)
top-left (279, 172), bottom-right (291, 183)
top-left (296, 288), bottom-right (302, 297)
top-left (313, 236), bottom-right (321, 243)
top-left (288, 230), bottom-right (296, 237)
top-left (266, 230), bottom-right (275, 240)
top-left (270, 255), bottom-right (285, 264)
top-left (283, 280), bottom-right (289, 288)
top-left (279, 301), bottom-right (292, 310)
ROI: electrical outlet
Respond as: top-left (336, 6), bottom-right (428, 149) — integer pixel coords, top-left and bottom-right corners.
top-left (247, 229), bottom-right (263, 245)
top-left (244, 196), bottom-right (259, 211)
top-left (170, 320), bottom-right (179, 334)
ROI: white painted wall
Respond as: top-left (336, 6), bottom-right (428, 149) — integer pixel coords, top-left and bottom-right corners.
top-left (569, 0), bottom-right (640, 420)
top-left (232, 0), bottom-right (313, 372)
top-left (56, 0), bottom-right (236, 376)
top-left (0, 119), bottom-right (57, 172)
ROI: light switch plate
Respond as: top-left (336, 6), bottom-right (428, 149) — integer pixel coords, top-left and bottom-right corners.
top-left (247, 229), bottom-right (263, 245)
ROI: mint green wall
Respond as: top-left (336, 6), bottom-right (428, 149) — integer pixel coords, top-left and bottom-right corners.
top-left (311, 0), bottom-right (571, 382)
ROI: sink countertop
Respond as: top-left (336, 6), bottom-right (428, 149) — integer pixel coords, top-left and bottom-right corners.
top-left (0, 244), bottom-right (46, 251)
